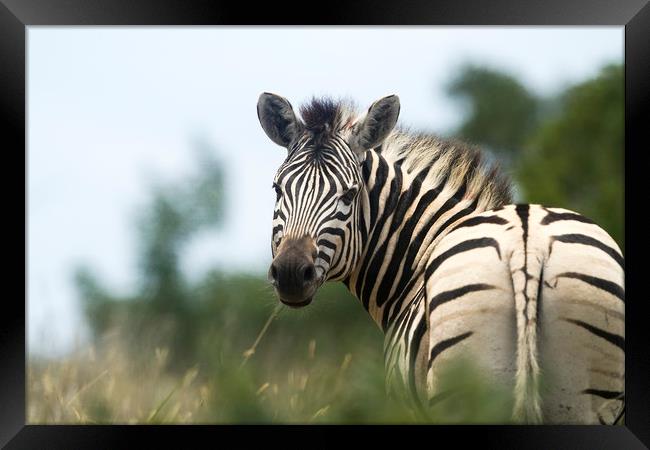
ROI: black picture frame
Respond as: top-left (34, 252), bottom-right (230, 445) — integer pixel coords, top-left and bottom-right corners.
top-left (3, 0), bottom-right (649, 447)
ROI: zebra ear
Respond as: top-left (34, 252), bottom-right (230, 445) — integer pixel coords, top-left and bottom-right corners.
top-left (350, 95), bottom-right (400, 153)
top-left (257, 92), bottom-right (303, 148)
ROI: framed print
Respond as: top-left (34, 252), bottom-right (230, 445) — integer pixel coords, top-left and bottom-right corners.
top-left (3, 0), bottom-right (649, 447)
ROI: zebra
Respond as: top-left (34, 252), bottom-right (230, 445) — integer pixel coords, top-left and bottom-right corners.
top-left (256, 92), bottom-right (625, 424)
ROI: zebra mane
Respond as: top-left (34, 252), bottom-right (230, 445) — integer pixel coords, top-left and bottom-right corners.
top-left (297, 97), bottom-right (513, 210)
top-left (298, 97), bottom-right (358, 142)
top-left (380, 130), bottom-right (513, 210)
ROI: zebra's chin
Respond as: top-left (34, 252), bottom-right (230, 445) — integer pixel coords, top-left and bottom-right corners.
top-left (279, 296), bottom-right (313, 309)
top-left (272, 278), bottom-right (320, 308)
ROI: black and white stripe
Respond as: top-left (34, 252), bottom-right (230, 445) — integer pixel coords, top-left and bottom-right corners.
top-left (271, 132), bottom-right (364, 282)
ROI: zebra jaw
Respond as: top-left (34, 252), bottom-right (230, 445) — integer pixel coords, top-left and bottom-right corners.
top-left (280, 295), bottom-right (313, 308)
top-left (275, 275), bottom-right (325, 308)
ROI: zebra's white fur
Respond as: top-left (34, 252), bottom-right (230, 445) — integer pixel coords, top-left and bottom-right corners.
top-left (423, 205), bottom-right (624, 424)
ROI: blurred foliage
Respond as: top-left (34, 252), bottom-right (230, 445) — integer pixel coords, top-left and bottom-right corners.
top-left (446, 64), bottom-right (540, 163)
top-left (77, 138), bottom-right (227, 369)
top-left (447, 63), bottom-right (623, 248)
top-left (29, 61), bottom-right (623, 424)
top-left (517, 64), bottom-right (624, 249)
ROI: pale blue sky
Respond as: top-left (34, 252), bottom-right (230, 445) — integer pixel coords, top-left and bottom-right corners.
top-left (27, 27), bottom-right (623, 356)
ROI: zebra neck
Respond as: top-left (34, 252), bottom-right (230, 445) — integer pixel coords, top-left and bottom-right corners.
top-left (344, 151), bottom-right (481, 332)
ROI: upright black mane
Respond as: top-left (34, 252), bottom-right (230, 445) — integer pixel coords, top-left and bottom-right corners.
top-left (298, 97), bottom-right (357, 144)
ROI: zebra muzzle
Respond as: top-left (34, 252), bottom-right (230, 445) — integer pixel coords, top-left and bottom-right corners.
top-left (268, 236), bottom-right (319, 307)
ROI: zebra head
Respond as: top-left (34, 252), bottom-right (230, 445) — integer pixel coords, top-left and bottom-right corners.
top-left (257, 93), bottom-right (400, 307)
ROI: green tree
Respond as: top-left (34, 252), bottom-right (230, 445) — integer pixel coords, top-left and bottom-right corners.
top-left (75, 137), bottom-right (227, 369)
top-left (517, 64), bottom-right (624, 248)
top-left (136, 139), bottom-right (226, 310)
top-left (446, 63), bottom-right (623, 249)
top-left (446, 64), bottom-right (540, 163)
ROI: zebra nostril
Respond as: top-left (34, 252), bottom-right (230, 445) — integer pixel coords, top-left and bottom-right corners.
top-left (302, 264), bottom-right (315, 284)
top-left (269, 263), bottom-right (279, 284)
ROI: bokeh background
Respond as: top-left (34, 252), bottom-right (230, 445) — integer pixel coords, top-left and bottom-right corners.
top-left (28, 27), bottom-right (623, 423)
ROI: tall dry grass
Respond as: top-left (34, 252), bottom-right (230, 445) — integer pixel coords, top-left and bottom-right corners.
top-left (29, 288), bottom-right (517, 424)
top-left (28, 330), bottom-right (515, 424)
top-left (28, 332), bottom-right (210, 424)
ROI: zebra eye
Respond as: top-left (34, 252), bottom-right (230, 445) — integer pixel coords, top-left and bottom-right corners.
top-left (340, 185), bottom-right (358, 206)
top-left (272, 182), bottom-right (282, 201)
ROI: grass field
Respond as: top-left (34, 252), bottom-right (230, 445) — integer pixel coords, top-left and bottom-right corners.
top-left (28, 307), bottom-right (516, 424)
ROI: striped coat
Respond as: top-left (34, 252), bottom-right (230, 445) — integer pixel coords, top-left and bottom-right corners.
top-left (257, 93), bottom-right (624, 424)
